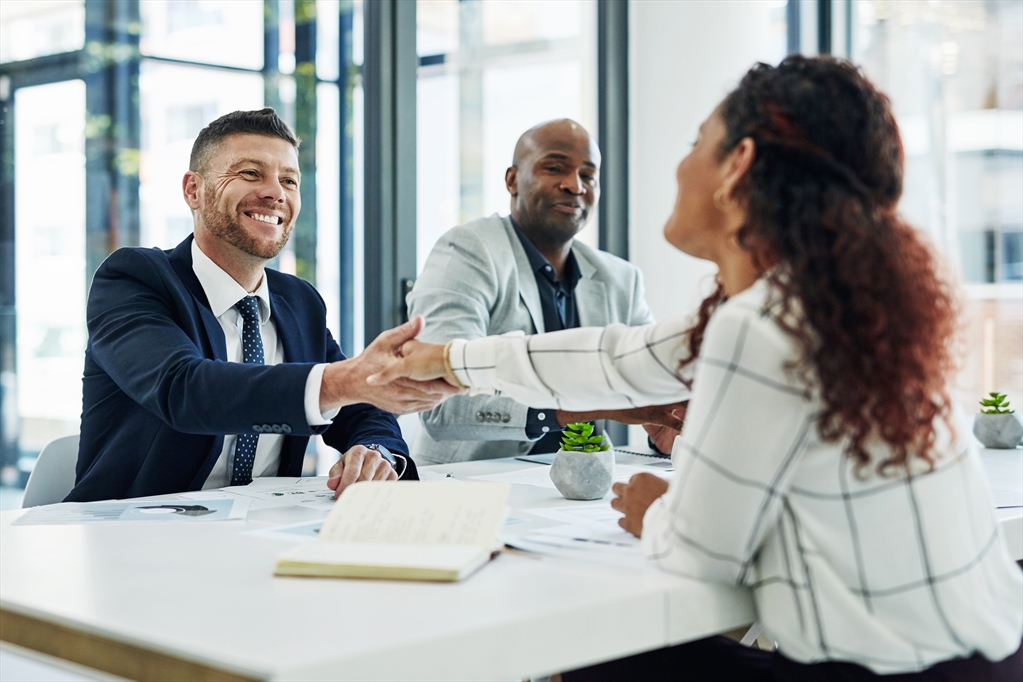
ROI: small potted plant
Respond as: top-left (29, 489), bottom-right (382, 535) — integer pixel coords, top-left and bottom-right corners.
top-left (973, 393), bottom-right (1023, 449)
top-left (549, 422), bottom-right (615, 500)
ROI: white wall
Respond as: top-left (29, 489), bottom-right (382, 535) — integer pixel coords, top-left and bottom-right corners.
top-left (629, 0), bottom-right (786, 322)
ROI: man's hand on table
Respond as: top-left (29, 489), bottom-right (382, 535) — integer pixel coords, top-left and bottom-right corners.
top-left (321, 315), bottom-right (463, 414)
top-left (644, 423), bottom-right (681, 455)
top-left (327, 445), bottom-right (398, 499)
top-left (611, 473), bottom-right (669, 538)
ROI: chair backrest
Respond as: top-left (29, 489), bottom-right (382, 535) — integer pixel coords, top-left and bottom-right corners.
top-left (22, 434), bottom-right (80, 508)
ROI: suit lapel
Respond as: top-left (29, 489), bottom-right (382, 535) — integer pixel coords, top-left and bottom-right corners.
top-left (500, 218), bottom-right (545, 333)
top-left (573, 249), bottom-right (609, 328)
top-left (268, 284), bottom-right (305, 362)
top-left (168, 236), bottom-right (228, 361)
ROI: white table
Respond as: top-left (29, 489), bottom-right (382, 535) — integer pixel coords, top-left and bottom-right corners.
top-left (983, 447), bottom-right (1023, 561)
top-left (0, 453), bottom-right (754, 682)
top-left (1, 448), bottom-right (1019, 682)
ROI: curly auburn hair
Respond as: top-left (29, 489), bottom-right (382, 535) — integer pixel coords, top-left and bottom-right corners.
top-left (682, 56), bottom-right (959, 476)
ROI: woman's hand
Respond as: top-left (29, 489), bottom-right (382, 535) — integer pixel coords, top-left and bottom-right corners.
top-left (644, 423), bottom-right (681, 455)
top-left (610, 473), bottom-right (669, 537)
top-left (365, 336), bottom-right (463, 389)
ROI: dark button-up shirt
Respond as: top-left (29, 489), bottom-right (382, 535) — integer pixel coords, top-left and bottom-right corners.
top-left (511, 219), bottom-right (582, 453)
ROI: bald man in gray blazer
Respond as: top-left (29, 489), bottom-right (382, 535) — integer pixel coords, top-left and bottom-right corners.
top-left (407, 120), bottom-right (682, 464)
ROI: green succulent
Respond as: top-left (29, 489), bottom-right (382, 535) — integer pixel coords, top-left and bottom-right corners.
top-left (980, 392), bottom-right (1015, 415)
top-left (560, 422), bottom-right (610, 453)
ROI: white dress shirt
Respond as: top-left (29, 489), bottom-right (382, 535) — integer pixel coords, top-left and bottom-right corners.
top-left (191, 240), bottom-right (337, 489)
top-left (447, 277), bottom-right (1023, 674)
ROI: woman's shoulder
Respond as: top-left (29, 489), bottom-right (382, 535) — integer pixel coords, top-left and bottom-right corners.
top-left (706, 278), bottom-right (804, 366)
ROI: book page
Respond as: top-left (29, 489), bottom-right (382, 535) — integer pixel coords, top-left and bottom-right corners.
top-left (319, 481), bottom-right (510, 547)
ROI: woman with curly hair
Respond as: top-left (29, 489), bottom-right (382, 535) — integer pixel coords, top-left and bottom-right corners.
top-left (370, 56), bottom-right (1022, 680)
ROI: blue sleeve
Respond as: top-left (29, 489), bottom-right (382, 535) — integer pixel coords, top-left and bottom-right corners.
top-left (87, 249), bottom-right (316, 436)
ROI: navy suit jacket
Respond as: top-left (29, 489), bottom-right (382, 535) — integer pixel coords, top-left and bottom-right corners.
top-left (69, 235), bottom-right (413, 502)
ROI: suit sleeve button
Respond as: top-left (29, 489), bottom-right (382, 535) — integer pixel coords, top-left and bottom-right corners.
top-left (476, 411), bottom-right (485, 422)
top-left (272, 424), bottom-right (283, 433)
top-left (262, 424), bottom-right (272, 433)
top-left (281, 424), bottom-right (292, 434)
top-left (253, 425), bottom-right (263, 433)
top-left (501, 414), bottom-right (510, 423)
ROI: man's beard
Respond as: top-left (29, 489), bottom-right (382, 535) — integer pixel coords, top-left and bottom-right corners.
top-left (202, 192), bottom-right (293, 260)
top-left (523, 205), bottom-right (587, 252)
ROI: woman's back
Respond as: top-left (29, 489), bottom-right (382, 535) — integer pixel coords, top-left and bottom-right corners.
top-left (660, 279), bottom-right (1023, 672)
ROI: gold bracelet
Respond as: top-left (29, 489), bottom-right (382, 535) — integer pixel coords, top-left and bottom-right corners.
top-left (443, 340), bottom-right (469, 390)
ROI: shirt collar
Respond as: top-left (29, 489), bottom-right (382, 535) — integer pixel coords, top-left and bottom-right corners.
top-left (509, 217), bottom-right (582, 290)
top-left (191, 238), bottom-right (272, 323)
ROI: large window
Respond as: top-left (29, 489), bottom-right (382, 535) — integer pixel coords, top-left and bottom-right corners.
top-left (0, 0), bottom-right (85, 64)
top-left (853, 0), bottom-right (1023, 413)
top-left (0, 0), bottom-right (359, 493)
top-left (12, 80), bottom-right (86, 469)
top-left (415, 0), bottom-right (599, 272)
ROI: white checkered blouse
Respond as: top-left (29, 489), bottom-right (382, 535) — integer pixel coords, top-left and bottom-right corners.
top-left (448, 277), bottom-right (1022, 674)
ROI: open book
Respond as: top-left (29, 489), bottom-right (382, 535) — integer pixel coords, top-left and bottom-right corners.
top-left (274, 481), bottom-right (510, 582)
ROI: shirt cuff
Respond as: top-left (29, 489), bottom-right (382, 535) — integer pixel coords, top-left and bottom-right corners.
top-left (524, 408), bottom-right (563, 440)
top-left (448, 336), bottom-right (501, 395)
top-left (305, 364), bottom-right (340, 426)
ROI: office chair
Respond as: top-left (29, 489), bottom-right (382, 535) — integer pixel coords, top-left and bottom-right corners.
top-left (22, 434), bottom-right (79, 508)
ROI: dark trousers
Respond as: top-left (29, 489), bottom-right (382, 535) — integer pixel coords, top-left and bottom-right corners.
top-left (562, 633), bottom-right (1023, 682)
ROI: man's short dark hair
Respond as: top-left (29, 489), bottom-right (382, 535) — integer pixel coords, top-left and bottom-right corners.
top-left (189, 108), bottom-right (300, 174)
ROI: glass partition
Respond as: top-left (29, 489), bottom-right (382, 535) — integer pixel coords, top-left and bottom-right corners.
top-left (0, 0), bottom-right (84, 64)
top-left (1, 0), bottom-right (361, 495)
top-left (139, 0), bottom-right (263, 70)
top-left (13, 80), bottom-right (87, 464)
top-left (854, 0), bottom-right (1023, 410)
top-left (139, 62), bottom-right (264, 250)
top-left (415, 0), bottom-right (598, 273)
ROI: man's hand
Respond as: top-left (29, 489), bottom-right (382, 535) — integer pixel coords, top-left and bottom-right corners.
top-left (644, 423), bottom-right (681, 455)
top-left (365, 338), bottom-right (453, 386)
top-left (326, 445), bottom-right (398, 499)
top-left (610, 473), bottom-right (669, 537)
top-left (555, 401), bottom-right (687, 431)
top-left (320, 316), bottom-right (462, 414)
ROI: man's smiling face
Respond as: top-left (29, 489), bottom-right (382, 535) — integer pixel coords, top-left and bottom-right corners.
top-left (196, 133), bottom-right (301, 260)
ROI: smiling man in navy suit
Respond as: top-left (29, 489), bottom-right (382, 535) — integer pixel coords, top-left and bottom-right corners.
top-left (70, 108), bottom-right (458, 502)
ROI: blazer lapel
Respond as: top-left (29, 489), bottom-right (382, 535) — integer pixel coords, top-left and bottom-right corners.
top-left (573, 249), bottom-right (609, 328)
top-left (168, 236), bottom-right (228, 361)
top-left (500, 218), bottom-right (545, 333)
top-left (268, 286), bottom-right (305, 362)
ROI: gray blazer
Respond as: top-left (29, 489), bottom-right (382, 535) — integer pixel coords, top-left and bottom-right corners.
top-left (406, 214), bottom-right (655, 464)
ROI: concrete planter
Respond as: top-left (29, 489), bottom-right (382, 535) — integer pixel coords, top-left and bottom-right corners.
top-left (973, 413), bottom-right (1023, 449)
top-left (550, 449), bottom-right (615, 500)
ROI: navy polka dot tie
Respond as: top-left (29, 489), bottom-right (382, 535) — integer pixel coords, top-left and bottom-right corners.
top-left (231, 296), bottom-right (265, 486)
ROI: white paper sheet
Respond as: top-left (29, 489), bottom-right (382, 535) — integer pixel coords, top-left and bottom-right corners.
top-left (418, 471), bottom-right (459, 482)
top-left (245, 519), bottom-right (325, 543)
top-left (467, 463), bottom-right (670, 490)
top-left (13, 497), bottom-right (250, 525)
top-left (522, 501), bottom-right (629, 534)
top-left (527, 522), bottom-right (640, 548)
top-left (222, 477), bottom-right (336, 504)
top-left (505, 525), bottom-right (647, 569)
top-left (176, 477), bottom-right (337, 509)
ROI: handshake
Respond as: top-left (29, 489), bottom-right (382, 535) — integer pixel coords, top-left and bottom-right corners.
top-left (318, 316), bottom-right (686, 443)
